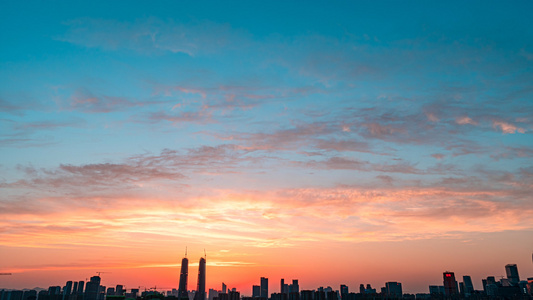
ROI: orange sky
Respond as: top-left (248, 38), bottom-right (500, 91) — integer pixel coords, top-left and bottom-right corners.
top-left (2, 0), bottom-right (533, 296)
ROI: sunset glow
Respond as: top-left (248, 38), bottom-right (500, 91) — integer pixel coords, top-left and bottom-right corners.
top-left (1, 1), bottom-right (533, 295)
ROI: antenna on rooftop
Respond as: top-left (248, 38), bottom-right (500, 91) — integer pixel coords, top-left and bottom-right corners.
top-left (185, 246), bottom-right (187, 258)
top-left (204, 249), bottom-right (206, 260)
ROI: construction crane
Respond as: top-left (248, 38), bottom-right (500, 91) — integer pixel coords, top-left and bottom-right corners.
top-left (96, 272), bottom-right (111, 276)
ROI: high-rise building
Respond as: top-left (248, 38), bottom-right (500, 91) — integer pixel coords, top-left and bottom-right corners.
top-left (280, 279), bottom-right (288, 294)
top-left (463, 276), bottom-right (474, 295)
top-left (115, 285), bottom-right (125, 296)
top-left (289, 280), bottom-right (299, 294)
top-left (261, 277), bottom-right (268, 298)
top-left (194, 257), bottom-right (206, 300)
top-left (178, 256), bottom-right (189, 300)
top-left (253, 286), bottom-right (261, 298)
top-left (77, 281), bottom-right (85, 294)
top-left (385, 282), bottom-right (402, 298)
top-left (340, 285), bottom-right (348, 300)
top-left (505, 264), bottom-right (520, 285)
top-left (222, 283), bottom-right (227, 294)
top-left (85, 276), bottom-right (101, 300)
top-left (443, 272), bottom-right (458, 296)
top-left (63, 281), bottom-right (73, 300)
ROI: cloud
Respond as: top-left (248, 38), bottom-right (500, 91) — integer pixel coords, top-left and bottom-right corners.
top-left (301, 157), bottom-right (423, 174)
top-left (492, 120), bottom-right (526, 134)
top-left (456, 116), bottom-right (478, 125)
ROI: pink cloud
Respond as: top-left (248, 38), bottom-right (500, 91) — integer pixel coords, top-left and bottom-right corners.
top-left (455, 116), bottom-right (478, 125)
top-left (492, 120), bottom-right (526, 134)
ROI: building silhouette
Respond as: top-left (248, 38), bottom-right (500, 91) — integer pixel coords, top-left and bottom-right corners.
top-left (385, 282), bottom-right (402, 298)
top-left (178, 255), bottom-right (189, 300)
top-left (77, 281), bottom-right (85, 294)
top-left (261, 277), bottom-right (268, 299)
top-left (281, 279), bottom-right (288, 294)
top-left (194, 257), bottom-right (206, 300)
top-left (462, 276), bottom-right (474, 296)
top-left (253, 286), bottom-right (260, 298)
top-left (506, 264), bottom-right (520, 285)
top-left (443, 272), bottom-right (458, 296)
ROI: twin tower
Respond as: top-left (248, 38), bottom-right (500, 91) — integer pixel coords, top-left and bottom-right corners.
top-left (178, 252), bottom-right (206, 300)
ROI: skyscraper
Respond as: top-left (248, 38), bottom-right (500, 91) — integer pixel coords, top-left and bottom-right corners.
top-left (63, 281), bottom-right (73, 300)
top-left (178, 255), bottom-right (189, 300)
top-left (462, 276), bottom-right (474, 295)
top-left (194, 257), bottom-right (206, 300)
top-left (260, 277), bottom-right (268, 298)
top-left (280, 279), bottom-right (288, 294)
top-left (77, 281), bottom-right (85, 294)
top-left (340, 285), bottom-right (348, 300)
top-left (505, 264), bottom-right (520, 285)
top-left (85, 277), bottom-right (101, 300)
top-left (443, 272), bottom-right (458, 296)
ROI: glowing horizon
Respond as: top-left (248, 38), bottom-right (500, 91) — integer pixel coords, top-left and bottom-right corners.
top-left (1, 0), bottom-right (533, 295)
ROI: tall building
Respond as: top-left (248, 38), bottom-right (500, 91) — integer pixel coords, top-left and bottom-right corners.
top-left (505, 264), bottom-right (520, 285)
top-left (77, 281), bottom-right (85, 294)
top-left (280, 279), bottom-right (288, 294)
top-left (462, 276), bottom-right (474, 295)
top-left (260, 277), bottom-right (268, 298)
top-left (340, 285), bottom-right (348, 300)
top-left (194, 257), bottom-right (206, 300)
top-left (222, 283), bottom-right (227, 294)
top-left (289, 280), bottom-right (299, 294)
top-left (85, 276), bottom-right (101, 300)
top-left (63, 281), bottom-right (73, 300)
top-left (178, 256), bottom-right (189, 300)
top-left (115, 285), bottom-right (125, 296)
top-left (253, 286), bottom-right (261, 298)
top-left (443, 272), bottom-right (458, 296)
top-left (385, 282), bottom-right (402, 297)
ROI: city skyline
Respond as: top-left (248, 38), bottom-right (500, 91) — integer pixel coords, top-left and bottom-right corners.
top-left (1, 254), bottom-right (532, 295)
top-left (1, 0), bottom-right (533, 295)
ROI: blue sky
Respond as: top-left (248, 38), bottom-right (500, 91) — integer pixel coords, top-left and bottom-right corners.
top-left (1, 0), bottom-right (533, 292)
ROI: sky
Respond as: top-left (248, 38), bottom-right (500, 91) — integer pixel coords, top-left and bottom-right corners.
top-left (1, 0), bottom-right (533, 295)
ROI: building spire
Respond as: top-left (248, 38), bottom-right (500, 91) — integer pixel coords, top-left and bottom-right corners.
top-left (185, 246), bottom-right (187, 258)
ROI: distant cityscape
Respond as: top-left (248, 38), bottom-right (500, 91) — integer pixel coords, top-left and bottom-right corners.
top-left (2, 256), bottom-right (532, 300)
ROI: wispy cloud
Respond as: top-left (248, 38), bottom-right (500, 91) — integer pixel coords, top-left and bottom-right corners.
top-left (492, 120), bottom-right (526, 134)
